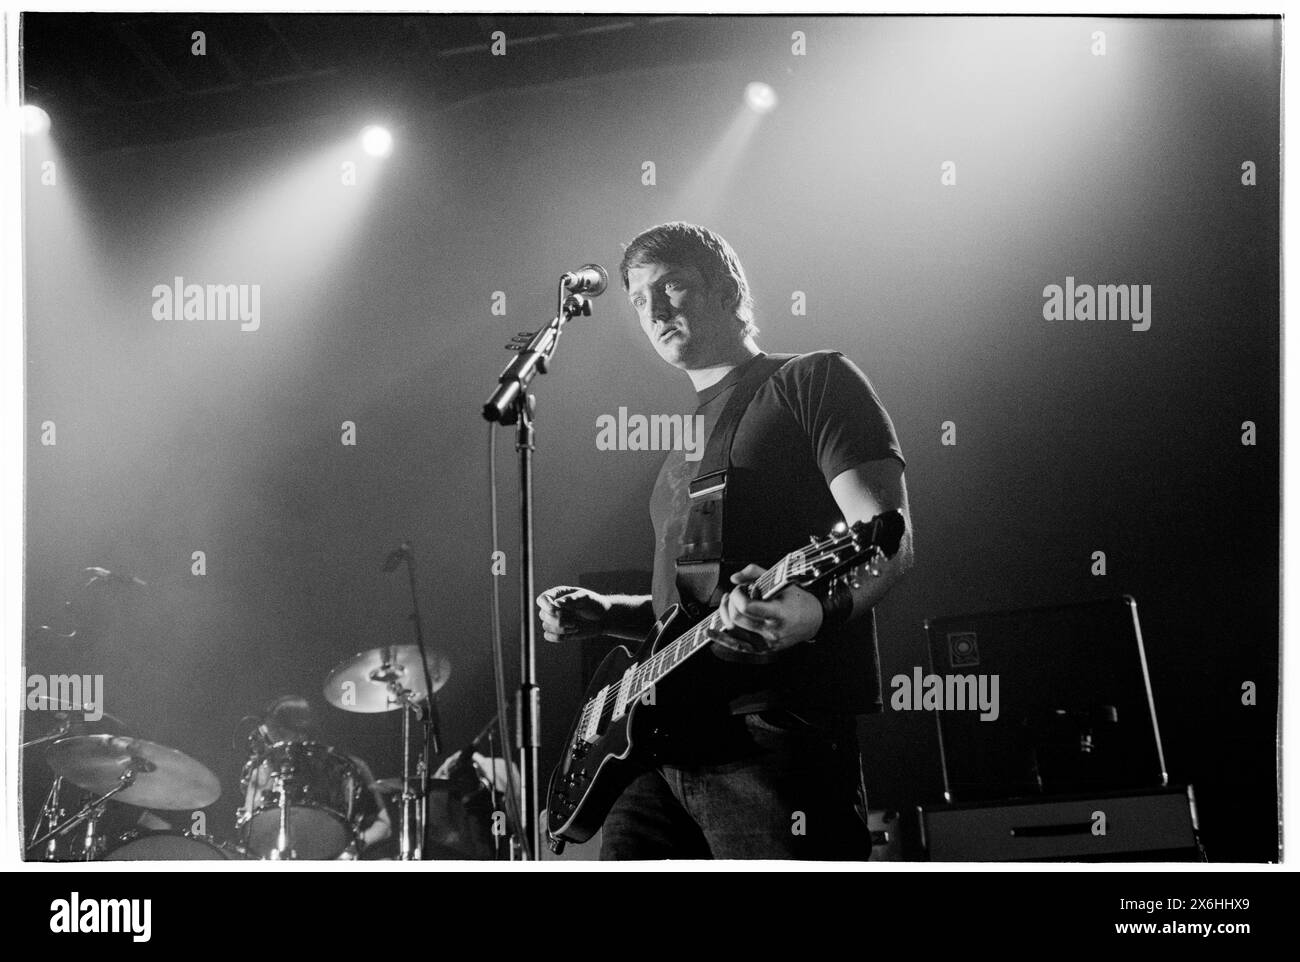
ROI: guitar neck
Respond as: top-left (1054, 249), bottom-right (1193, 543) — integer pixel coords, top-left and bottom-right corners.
top-left (573, 512), bottom-right (900, 753)
top-left (621, 555), bottom-right (796, 705)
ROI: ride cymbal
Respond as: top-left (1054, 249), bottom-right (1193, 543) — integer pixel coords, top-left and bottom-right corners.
top-left (323, 645), bottom-right (451, 713)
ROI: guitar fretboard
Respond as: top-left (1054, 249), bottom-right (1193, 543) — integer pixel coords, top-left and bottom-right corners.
top-left (577, 551), bottom-right (806, 738)
top-left (567, 511), bottom-right (900, 766)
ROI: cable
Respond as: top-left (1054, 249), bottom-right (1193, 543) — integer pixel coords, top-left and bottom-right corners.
top-left (488, 421), bottom-right (530, 858)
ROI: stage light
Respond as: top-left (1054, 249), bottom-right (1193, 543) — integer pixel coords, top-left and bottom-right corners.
top-left (20, 104), bottom-right (51, 136)
top-left (744, 82), bottom-right (778, 115)
top-left (361, 125), bottom-right (393, 158)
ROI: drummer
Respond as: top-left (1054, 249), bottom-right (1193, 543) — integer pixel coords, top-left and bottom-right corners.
top-left (241, 695), bottom-right (392, 856)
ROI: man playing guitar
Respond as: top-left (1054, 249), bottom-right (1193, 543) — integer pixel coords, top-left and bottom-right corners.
top-left (538, 222), bottom-right (913, 859)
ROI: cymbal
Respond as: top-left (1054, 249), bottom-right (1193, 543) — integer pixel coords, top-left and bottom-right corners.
top-left (45, 735), bottom-right (221, 811)
top-left (372, 777), bottom-right (453, 796)
top-left (322, 645), bottom-right (451, 714)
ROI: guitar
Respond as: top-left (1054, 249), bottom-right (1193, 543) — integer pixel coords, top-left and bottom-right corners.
top-left (545, 509), bottom-right (906, 850)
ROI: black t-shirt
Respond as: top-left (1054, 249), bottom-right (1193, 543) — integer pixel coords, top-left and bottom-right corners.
top-left (648, 350), bottom-right (905, 726)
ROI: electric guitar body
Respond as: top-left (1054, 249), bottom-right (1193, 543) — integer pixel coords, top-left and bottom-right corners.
top-left (545, 605), bottom-right (693, 846)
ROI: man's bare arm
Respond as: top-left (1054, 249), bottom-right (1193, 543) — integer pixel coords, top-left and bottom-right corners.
top-left (711, 458), bottom-right (912, 653)
top-left (536, 587), bottom-right (655, 643)
top-left (828, 457), bottom-right (914, 618)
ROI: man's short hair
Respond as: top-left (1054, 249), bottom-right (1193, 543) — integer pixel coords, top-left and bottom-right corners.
top-left (619, 222), bottom-right (759, 338)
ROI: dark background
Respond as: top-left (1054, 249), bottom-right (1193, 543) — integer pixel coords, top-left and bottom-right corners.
top-left (21, 14), bottom-right (1280, 860)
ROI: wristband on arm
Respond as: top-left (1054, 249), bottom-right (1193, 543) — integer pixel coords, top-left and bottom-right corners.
top-left (818, 577), bottom-right (855, 632)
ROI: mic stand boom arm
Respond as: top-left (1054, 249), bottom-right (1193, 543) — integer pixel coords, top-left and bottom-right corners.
top-left (482, 292), bottom-right (592, 425)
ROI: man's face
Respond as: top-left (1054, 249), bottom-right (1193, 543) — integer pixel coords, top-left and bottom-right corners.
top-left (626, 261), bottom-right (737, 370)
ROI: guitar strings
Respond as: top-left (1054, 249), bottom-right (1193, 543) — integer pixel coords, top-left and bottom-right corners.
top-left (563, 521), bottom-right (895, 757)
top-left (576, 541), bottom-right (863, 731)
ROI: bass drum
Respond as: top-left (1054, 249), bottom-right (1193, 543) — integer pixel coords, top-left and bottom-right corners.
top-left (102, 829), bottom-right (245, 860)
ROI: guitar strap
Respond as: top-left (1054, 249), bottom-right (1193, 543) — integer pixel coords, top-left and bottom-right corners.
top-left (674, 352), bottom-right (797, 619)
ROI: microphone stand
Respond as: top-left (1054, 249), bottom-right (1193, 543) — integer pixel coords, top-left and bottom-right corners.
top-left (482, 284), bottom-right (594, 860)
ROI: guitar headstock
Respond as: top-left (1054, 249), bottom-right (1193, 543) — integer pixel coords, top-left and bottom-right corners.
top-left (764, 509), bottom-right (906, 598)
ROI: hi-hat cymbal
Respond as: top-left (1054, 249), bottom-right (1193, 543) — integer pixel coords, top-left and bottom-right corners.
top-left (45, 735), bottom-right (221, 811)
top-left (26, 696), bottom-right (131, 732)
top-left (22, 700), bottom-right (132, 749)
top-left (322, 645), bottom-right (451, 714)
top-left (372, 777), bottom-right (453, 796)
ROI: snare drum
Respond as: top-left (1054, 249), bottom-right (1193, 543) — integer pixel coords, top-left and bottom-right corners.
top-left (103, 829), bottom-right (242, 860)
top-left (238, 741), bottom-right (362, 860)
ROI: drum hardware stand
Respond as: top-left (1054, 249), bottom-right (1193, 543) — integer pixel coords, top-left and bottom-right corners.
top-left (267, 776), bottom-right (296, 860)
top-left (384, 542), bottom-right (444, 861)
top-left (483, 280), bottom-right (598, 860)
top-left (26, 717), bottom-right (80, 859)
top-left (368, 666), bottom-right (437, 860)
top-left (26, 711), bottom-right (100, 858)
top-left (27, 760), bottom-right (144, 858)
top-left (400, 684), bottom-right (425, 861)
top-left (30, 777), bottom-right (70, 860)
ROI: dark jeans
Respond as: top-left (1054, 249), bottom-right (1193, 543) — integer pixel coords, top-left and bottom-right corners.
top-left (600, 710), bottom-right (871, 860)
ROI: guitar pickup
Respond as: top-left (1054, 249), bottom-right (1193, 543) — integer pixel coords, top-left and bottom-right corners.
top-left (581, 686), bottom-right (608, 743)
top-left (611, 665), bottom-right (637, 721)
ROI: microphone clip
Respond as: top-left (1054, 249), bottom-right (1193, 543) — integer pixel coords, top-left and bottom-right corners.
top-left (562, 294), bottom-right (593, 319)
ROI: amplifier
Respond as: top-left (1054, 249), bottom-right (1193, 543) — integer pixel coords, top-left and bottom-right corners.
top-left (916, 785), bottom-right (1203, 861)
top-left (923, 596), bottom-right (1168, 802)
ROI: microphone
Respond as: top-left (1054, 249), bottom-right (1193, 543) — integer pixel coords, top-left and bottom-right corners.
top-left (382, 542), bottom-right (411, 572)
top-left (83, 566), bottom-right (148, 588)
top-left (560, 264), bottom-right (608, 296)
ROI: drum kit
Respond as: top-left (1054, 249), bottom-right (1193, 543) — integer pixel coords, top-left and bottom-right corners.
top-left (25, 644), bottom-right (515, 861)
